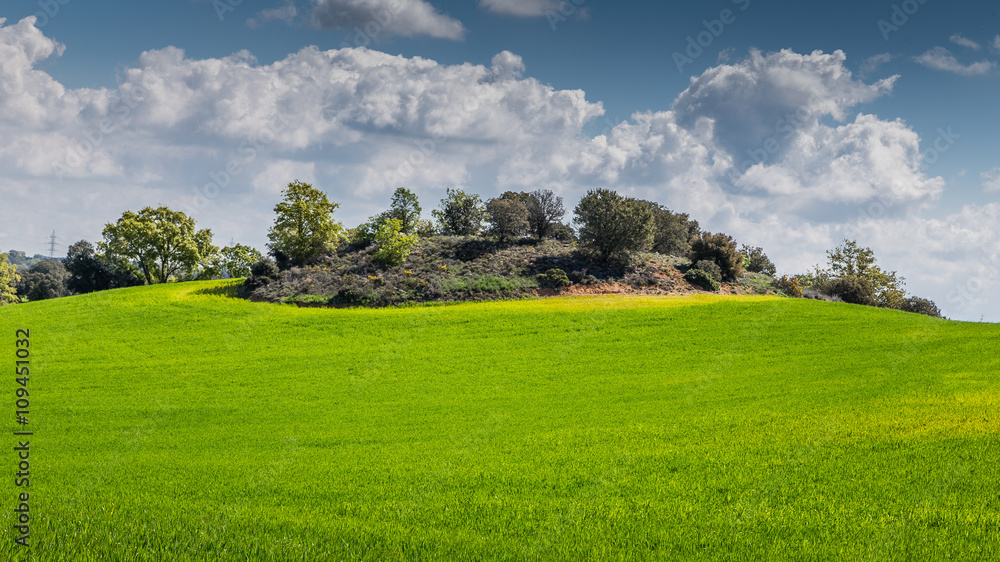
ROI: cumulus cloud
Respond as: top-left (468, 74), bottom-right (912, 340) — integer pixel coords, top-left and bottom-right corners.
top-left (983, 168), bottom-right (1000, 192)
top-left (247, 1), bottom-right (298, 28)
top-left (311, 0), bottom-right (465, 40)
top-left (950, 33), bottom-right (981, 50)
top-left (994, 35), bottom-right (1000, 52)
top-left (479, 0), bottom-right (564, 17)
top-left (915, 47), bottom-right (997, 76)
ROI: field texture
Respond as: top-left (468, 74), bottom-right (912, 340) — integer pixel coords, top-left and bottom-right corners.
top-left (1, 280), bottom-right (998, 560)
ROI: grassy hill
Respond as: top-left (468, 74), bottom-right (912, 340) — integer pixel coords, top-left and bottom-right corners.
top-left (1, 281), bottom-right (998, 560)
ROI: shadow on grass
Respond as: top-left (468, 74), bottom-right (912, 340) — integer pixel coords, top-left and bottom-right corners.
top-left (191, 280), bottom-right (245, 299)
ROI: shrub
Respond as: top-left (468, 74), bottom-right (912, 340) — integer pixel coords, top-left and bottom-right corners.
top-left (740, 245), bottom-right (777, 275)
top-left (537, 268), bottom-right (571, 288)
top-left (824, 275), bottom-right (875, 306)
top-left (694, 260), bottom-right (722, 282)
top-left (775, 275), bottom-right (802, 297)
top-left (685, 269), bottom-right (720, 291)
top-left (574, 188), bottom-right (656, 262)
top-left (641, 201), bottom-right (701, 256)
top-left (244, 258), bottom-right (281, 292)
top-left (689, 232), bottom-right (743, 279)
top-left (550, 223), bottom-right (577, 243)
top-left (373, 219), bottom-right (417, 266)
top-left (900, 297), bottom-right (942, 318)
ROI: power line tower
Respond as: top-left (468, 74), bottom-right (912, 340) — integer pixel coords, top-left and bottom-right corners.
top-left (48, 230), bottom-right (58, 259)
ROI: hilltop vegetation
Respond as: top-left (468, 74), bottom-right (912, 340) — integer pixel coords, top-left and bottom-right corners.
top-left (0, 281), bottom-right (996, 559)
top-left (3, 181), bottom-right (942, 318)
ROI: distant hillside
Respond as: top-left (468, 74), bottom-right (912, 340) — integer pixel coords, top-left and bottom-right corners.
top-left (248, 237), bottom-right (780, 307)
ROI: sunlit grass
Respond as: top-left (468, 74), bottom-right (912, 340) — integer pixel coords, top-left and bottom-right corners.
top-left (1, 280), bottom-right (998, 560)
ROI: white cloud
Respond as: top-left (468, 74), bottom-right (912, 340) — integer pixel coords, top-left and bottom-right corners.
top-left (310, 0), bottom-right (465, 40)
top-left (860, 53), bottom-right (894, 76)
top-left (479, 0), bottom-right (564, 17)
top-left (950, 33), bottom-right (981, 50)
top-left (994, 35), bottom-right (1000, 51)
top-left (914, 47), bottom-right (997, 76)
top-left (248, 1), bottom-right (298, 28)
top-left (983, 168), bottom-right (1000, 192)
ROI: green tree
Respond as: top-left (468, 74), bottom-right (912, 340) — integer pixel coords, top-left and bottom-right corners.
top-left (432, 188), bottom-right (486, 236)
top-left (100, 206), bottom-right (216, 284)
top-left (823, 240), bottom-right (905, 308)
top-left (373, 219), bottom-right (417, 266)
top-left (740, 245), bottom-right (777, 276)
top-left (65, 240), bottom-right (142, 294)
top-left (574, 188), bottom-right (655, 261)
top-left (641, 202), bottom-right (700, 256)
top-left (267, 180), bottom-right (344, 267)
top-left (385, 187), bottom-right (422, 235)
top-left (0, 254), bottom-right (20, 305)
top-left (525, 189), bottom-right (565, 240)
top-left (689, 232), bottom-right (744, 279)
top-left (16, 260), bottom-right (70, 301)
top-left (486, 197), bottom-right (529, 243)
top-left (219, 244), bottom-right (264, 278)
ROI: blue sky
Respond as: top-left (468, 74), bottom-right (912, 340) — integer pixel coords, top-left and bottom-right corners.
top-left (1, 0), bottom-right (998, 320)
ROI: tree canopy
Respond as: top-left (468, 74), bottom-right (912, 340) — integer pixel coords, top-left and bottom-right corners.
top-left (267, 180), bottom-right (344, 267)
top-left (0, 254), bottom-right (20, 305)
top-left (574, 188), bottom-right (655, 261)
top-left (100, 206), bottom-right (216, 285)
top-left (433, 188), bottom-right (486, 236)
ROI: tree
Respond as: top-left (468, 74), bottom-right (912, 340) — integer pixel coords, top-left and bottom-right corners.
top-left (432, 188), bottom-right (486, 236)
top-left (641, 202), bottom-right (700, 256)
top-left (100, 206), bottom-right (216, 285)
top-left (823, 240), bottom-right (905, 308)
top-left (373, 219), bottom-right (417, 266)
top-left (219, 244), bottom-right (264, 278)
top-left (15, 260), bottom-right (70, 301)
top-left (486, 197), bottom-right (529, 243)
top-left (574, 188), bottom-right (655, 261)
top-left (740, 245), bottom-right (777, 275)
top-left (525, 189), bottom-right (565, 240)
top-left (267, 180), bottom-right (345, 268)
top-left (0, 254), bottom-right (20, 305)
top-left (689, 232), bottom-right (744, 279)
top-left (385, 188), bottom-right (422, 235)
top-left (65, 240), bottom-right (142, 294)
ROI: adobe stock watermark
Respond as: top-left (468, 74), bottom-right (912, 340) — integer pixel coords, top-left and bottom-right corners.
top-left (547, 0), bottom-right (587, 31)
top-left (213, 0), bottom-right (244, 22)
top-left (673, 0), bottom-right (751, 73)
top-left (339, 1), bottom-right (403, 47)
top-left (31, 0), bottom-right (71, 28)
top-left (52, 85), bottom-right (149, 181)
top-left (183, 109), bottom-right (296, 217)
top-left (877, 0), bottom-right (930, 41)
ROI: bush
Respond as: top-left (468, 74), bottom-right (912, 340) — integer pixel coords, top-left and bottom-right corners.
top-left (741, 245), bottom-right (777, 275)
top-left (900, 297), bottom-right (942, 318)
top-left (775, 275), bottom-right (802, 297)
top-left (824, 275), bottom-right (875, 306)
top-left (689, 232), bottom-right (743, 279)
top-left (525, 189), bottom-right (566, 240)
top-left (244, 258), bottom-right (281, 292)
top-left (574, 188), bottom-right (655, 262)
top-left (550, 223), bottom-right (577, 243)
top-left (685, 269), bottom-right (720, 291)
top-left (373, 219), bottom-right (417, 266)
top-left (641, 201), bottom-right (701, 256)
top-left (694, 260), bottom-right (722, 282)
top-left (537, 268), bottom-right (572, 288)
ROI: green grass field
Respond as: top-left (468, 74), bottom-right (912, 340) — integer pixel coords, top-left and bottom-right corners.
top-left (1, 280), bottom-right (999, 560)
